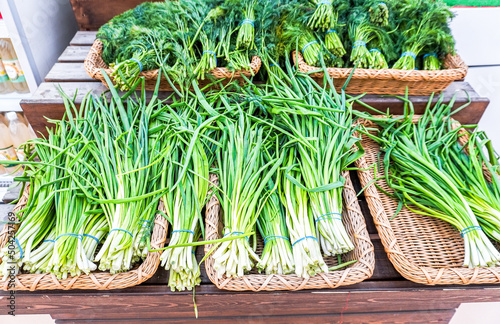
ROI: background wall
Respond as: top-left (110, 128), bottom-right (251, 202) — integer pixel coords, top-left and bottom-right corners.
top-left (450, 7), bottom-right (500, 151)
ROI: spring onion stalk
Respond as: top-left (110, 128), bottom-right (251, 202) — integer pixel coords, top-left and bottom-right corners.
top-left (159, 111), bottom-right (210, 291)
top-left (280, 150), bottom-right (327, 279)
top-left (358, 97), bottom-right (500, 268)
top-left (256, 177), bottom-right (294, 275)
top-left (212, 112), bottom-right (283, 278)
top-left (423, 53), bottom-right (440, 70)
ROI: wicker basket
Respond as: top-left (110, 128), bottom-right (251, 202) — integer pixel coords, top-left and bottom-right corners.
top-left (84, 40), bottom-right (262, 91)
top-left (0, 186), bottom-right (168, 290)
top-left (292, 51), bottom-right (468, 96)
top-left (356, 116), bottom-right (500, 285)
top-left (203, 173), bottom-right (375, 291)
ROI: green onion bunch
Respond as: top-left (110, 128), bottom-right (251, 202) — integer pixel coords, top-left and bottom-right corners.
top-left (357, 96), bottom-right (500, 268)
top-left (236, 0), bottom-right (257, 49)
top-left (423, 53), bottom-right (440, 70)
top-left (212, 112), bottom-right (283, 278)
top-left (325, 28), bottom-right (346, 58)
top-left (369, 2), bottom-right (389, 26)
top-left (369, 48), bottom-right (388, 69)
top-left (308, 0), bottom-right (334, 31)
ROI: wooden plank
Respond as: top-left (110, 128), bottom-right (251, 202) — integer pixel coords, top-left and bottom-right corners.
top-left (353, 82), bottom-right (489, 125)
top-left (6, 284), bottom-right (500, 320)
top-left (59, 46), bottom-right (91, 63)
top-left (54, 309), bottom-right (456, 324)
top-left (70, 31), bottom-right (97, 46)
top-left (69, 1), bottom-right (161, 31)
top-left (45, 63), bottom-right (97, 82)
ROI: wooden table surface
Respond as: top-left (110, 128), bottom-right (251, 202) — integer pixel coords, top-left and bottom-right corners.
top-left (6, 31), bottom-right (499, 323)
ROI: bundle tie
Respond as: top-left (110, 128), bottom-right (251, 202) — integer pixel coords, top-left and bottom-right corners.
top-left (423, 53), bottom-right (437, 59)
top-left (172, 229), bottom-right (195, 235)
top-left (315, 212), bottom-right (342, 223)
top-left (15, 238), bottom-right (23, 259)
top-left (139, 219), bottom-right (152, 227)
top-left (269, 63), bottom-right (279, 67)
top-left (110, 228), bottom-right (134, 237)
top-left (301, 41), bottom-right (318, 54)
top-left (264, 235), bottom-right (290, 245)
top-left (130, 58), bottom-right (143, 72)
top-left (224, 231), bottom-right (249, 241)
top-left (326, 29), bottom-right (337, 34)
top-left (460, 226), bottom-right (482, 237)
top-left (44, 239), bottom-right (55, 243)
top-left (55, 233), bottom-right (83, 241)
top-left (352, 41), bottom-right (366, 49)
top-left (203, 50), bottom-right (217, 66)
top-left (83, 233), bottom-right (100, 244)
top-left (400, 51), bottom-right (416, 60)
top-left (318, 0), bottom-right (331, 6)
top-left (240, 19), bottom-right (255, 27)
top-left (292, 236), bottom-right (318, 248)
top-left (370, 48), bottom-right (381, 53)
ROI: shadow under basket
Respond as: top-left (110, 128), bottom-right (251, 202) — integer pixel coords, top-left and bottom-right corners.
top-left (84, 39), bottom-right (262, 91)
top-left (356, 117), bottom-right (500, 285)
top-left (292, 51), bottom-right (468, 96)
top-left (203, 173), bottom-right (375, 291)
top-left (0, 185), bottom-right (168, 291)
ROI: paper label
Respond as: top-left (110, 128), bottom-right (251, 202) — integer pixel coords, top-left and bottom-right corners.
top-left (0, 67), bottom-right (8, 83)
top-left (3, 59), bottom-right (25, 83)
top-left (0, 145), bottom-right (17, 167)
top-left (15, 148), bottom-right (25, 161)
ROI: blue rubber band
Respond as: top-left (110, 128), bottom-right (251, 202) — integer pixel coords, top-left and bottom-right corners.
top-left (401, 51), bottom-right (416, 60)
top-left (301, 41), bottom-right (318, 54)
top-left (318, 0), bottom-right (331, 6)
top-left (110, 228), bottom-right (133, 237)
top-left (240, 19), bottom-right (255, 27)
top-left (15, 238), bottom-right (23, 259)
top-left (140, 219), bottom-right (152, 223)
top-left (130, 58), bottom-right (143, 72)
top-left (326, 29), bottom-right (337, 34)
top-left (172, 229), bottom-right (195, 235)
top-left (224, 231), bottom-right (249, 241)
top-left (292, 236), bottom-right (318, 248)
top-left (83, 233), bottom-right (100, 244)
top-left (203, 50), bottom-right (217, 66)
top-left (269, 63), bottom-right (279, 67)
top-left (423, 53), bottom-right (437, 59)
top-left (44, 239), bottom-right (55, 243)
top-left (315, 212), bottom-right (342, 223)
top-left (379, 2), bottom-right (387, 6)
top-left (352, 41), bottom-right (366, 49)
top-left (264, 235), bottom-right (290, 245)
top-left (460, 226), bottom-right (482, 237)
top-left (370, 48), bottom-right (381, 53)
top-left (55, 233), bottom-right (83, 241)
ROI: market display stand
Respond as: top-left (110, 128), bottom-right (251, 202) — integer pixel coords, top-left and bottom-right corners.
top-left (19, 31), bottom-right (489, 136)
top-left (3, 31), bottom-right (498, 323)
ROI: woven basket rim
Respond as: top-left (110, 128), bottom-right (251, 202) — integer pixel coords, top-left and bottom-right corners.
top-left (84, 39), bottom-right (262, 88)
top-left (356, 116), bottom-right (500, 285)
top-left (203, 172), bottom-right (375, 291)
top-left (0, 185), bottom-right (168, 291)
top-left (292, 51), bottom-right (468, 82)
